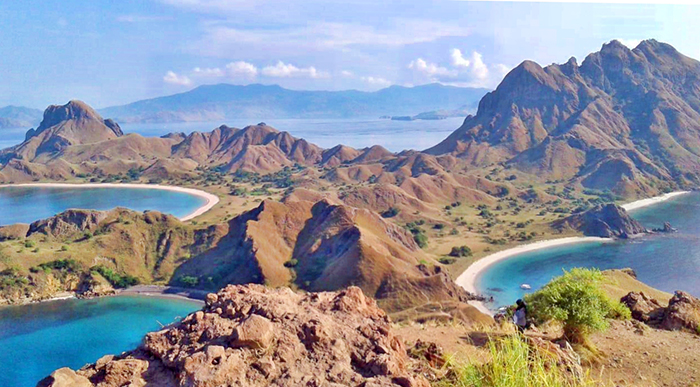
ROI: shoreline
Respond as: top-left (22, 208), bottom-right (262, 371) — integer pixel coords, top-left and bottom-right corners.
top-left (458, 190), bottom-right (692, 315)
top-left (621, 191), bottom-right (690, 212)
top-left (0, 182), bottom-right (220, 222)
top-left (1, 286), bottom-right (206, 308)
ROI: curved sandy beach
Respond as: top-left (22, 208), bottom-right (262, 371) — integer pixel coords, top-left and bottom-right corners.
top-left (458, 190), bottom-right (692, 315)
top-left (1, 183), bottom-right (220, 222)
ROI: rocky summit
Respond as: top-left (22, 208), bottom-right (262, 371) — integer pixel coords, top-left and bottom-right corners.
top-left (38, 284), bottom-right (429, 387)
top-left (552, 203), bottom-right (647, 238)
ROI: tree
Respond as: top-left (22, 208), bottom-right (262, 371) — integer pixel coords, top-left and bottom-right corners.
top-left (525, 268), bottom-right (629, 346)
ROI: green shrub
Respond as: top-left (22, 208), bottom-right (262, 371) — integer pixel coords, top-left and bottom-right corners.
top-left (284, 259), bottom-right (299, 268)
top-left (91, 265), bottom-right (139, 288)
top-left (381, 207), bottom-right (400, 218)
top-left (24, 240), bottom-right (35, 248)
top-left (178, 275), bottom-right (199, 288)
top-left (525, 268), bottom-right (630, 344)
top-left (449, 245), bottom-right (472, 257)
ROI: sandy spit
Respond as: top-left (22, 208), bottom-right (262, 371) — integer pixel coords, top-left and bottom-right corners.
top-left (0, 183), bottom-right (220, 221)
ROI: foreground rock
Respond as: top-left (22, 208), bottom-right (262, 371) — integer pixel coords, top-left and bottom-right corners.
top-left (553, 204), bottom-right (647, 238)
top-left (622, 290), bottom-right (700, 334)
top-left (38, 284), bottom-right (429, 387)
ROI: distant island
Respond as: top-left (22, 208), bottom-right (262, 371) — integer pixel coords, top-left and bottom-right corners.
top-left (98, 83), bottom-right (488, 123)
top-left (382, 105), bottom-right (474, 121)
top-left (0, 106), bottom-right (42, 129)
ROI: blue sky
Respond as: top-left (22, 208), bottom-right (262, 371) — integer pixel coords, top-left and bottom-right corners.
top-left (1, 1), bottom-right (699, 109)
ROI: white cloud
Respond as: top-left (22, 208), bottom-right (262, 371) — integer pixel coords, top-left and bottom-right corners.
top-left (163, 71), bottom-right (192, 86)
top-left (408, 49), bottom-right (510, 88)
top-left (261, 61), bottom-right (328, 79)
top-left (617, 39), bottom-right (642, 49)
top-left (225, 61), bottom-right (258, 78)
top-left (360, 76), bottom-right (391, 87)
top-left (451, 49), bottom-right (471, 68)
top-left (408, 58), bottom-right (456, 80)
top-left (341, 70), bottom-right (354, 77)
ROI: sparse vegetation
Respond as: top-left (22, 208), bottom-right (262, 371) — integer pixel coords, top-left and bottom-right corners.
top-left (449, 245), bottom-right (472, 257)
top-left (439, 335), bottom-right (596, 387)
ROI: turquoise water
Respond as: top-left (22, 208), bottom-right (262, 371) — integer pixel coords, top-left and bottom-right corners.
top-left (477, 192), bottom-right (700, 310)
top-left (0, 186), bottom-right (207, 226)
top-left (0, 295), bottom-right (200, 387)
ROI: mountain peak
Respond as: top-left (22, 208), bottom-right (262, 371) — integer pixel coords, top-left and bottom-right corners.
top-left (37, 100), bottom-right (103, 132)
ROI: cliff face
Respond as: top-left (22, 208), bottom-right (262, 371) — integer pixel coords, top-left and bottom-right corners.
top-left (427, 39), bottom-right (700, 196)
top-left (38, 285), bottom-right (430, 387)
top-left (553, 203), bottom-right (647, 238)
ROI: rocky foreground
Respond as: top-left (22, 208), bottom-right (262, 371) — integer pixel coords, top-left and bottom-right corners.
top-left (39, 285), bottom-right (429, 387)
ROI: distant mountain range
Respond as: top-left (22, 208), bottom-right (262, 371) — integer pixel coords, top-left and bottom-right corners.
top-left (98, 83), bottom-right (488, 123)
top-left (0, 106), bottom-right (42, 129)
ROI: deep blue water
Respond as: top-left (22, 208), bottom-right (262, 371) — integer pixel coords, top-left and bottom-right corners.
top-left (0, 295), bottom-right (200, 387)
top-left (0, 186), bottom-right (206, 226)
top-left (1, 117), bottom-right (465, 153)
top-left (477, 192), bottom-right (700, 310)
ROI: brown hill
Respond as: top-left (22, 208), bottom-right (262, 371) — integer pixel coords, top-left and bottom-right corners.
top-left (426, 39), bottom-right (700, 196)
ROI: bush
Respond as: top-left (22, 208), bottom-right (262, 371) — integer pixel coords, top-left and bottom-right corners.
top-left (525, 268), bottom-right (630, 344)
top-left (178, 275), bottom-right (199, 288)
top-left (91, 265), bottom-right (139, 288)
top-left (381, 207), bottom-right (400, 218)
top-left (449, 245), bottom-right (472, 257)
top-left (284, 259), bottom-right (299, 268)
top-left (24, 240), bottom-right (35, 248)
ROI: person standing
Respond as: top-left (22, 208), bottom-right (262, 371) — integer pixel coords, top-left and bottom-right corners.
top-left (513, 299), bottom-right (528, 332)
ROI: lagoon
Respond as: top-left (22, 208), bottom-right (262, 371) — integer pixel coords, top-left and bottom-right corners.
top-left (476, 192), bottom-right (700, 310)
top-left (0, 295), bottom-right (200, 387)
top-left (0, 185), bottom-right (208, 226)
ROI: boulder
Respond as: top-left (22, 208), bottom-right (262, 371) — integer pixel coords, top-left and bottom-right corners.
top-left (37, 368), bottom-right (92, 387)
top-left (620, 292), bottom-right (665, 324)
top-left (660, 291), bottom-right (700, 334)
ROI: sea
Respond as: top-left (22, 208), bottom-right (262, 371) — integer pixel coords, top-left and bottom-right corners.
top-left (0, 295), bottom-right (200, 387)
top-left (0, 186), bottom-right (207, 226)
top-left (476, 191), bottom-right (700, 310)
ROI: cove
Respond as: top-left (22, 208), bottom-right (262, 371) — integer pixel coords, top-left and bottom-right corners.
top-left (0, 295), bottom-right (200, 387)
top-left (0, 185), bottom-right (208, 226)
top-left (476, 192), bottom-right (700, 311)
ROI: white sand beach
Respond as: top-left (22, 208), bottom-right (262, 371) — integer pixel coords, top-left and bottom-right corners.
top-left (621, 191), bottom-right (690, 212)
top-left (458, 190), bottom-right (691, 315)
top-left (1, 183), bottom-right (219, 221)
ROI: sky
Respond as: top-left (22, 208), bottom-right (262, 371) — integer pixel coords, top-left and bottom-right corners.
top-left (1, 1), bottom-right (700, 109)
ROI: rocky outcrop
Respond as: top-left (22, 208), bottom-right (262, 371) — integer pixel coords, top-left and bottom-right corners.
top-left (660, 291), bottom-right (700, 333)
top-left (620, 292), bottom-right (665, 324)
top-left (622, 290), bottom-right (700, 334)
top-left (553, 203), bottom-right (647, 238)
top-left (39, 285), bottom-right (430, 387)
top-left (28, 209), bottom-right (109, 238)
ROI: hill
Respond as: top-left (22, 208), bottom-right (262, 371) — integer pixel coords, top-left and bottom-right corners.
top-left (99, 83), bottom-right (488, 123)
top-left (0, 105), bottom-right (42, 129)
top-left (426, 39), bottom-right (700, 197)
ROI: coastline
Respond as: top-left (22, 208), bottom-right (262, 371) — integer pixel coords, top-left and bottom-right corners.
top-left (0, 182), bottom-right (220, 222)
top-left (458, 190), bottom-right (692, 315)
top-left (621, 191), bottom-right (690, 212)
